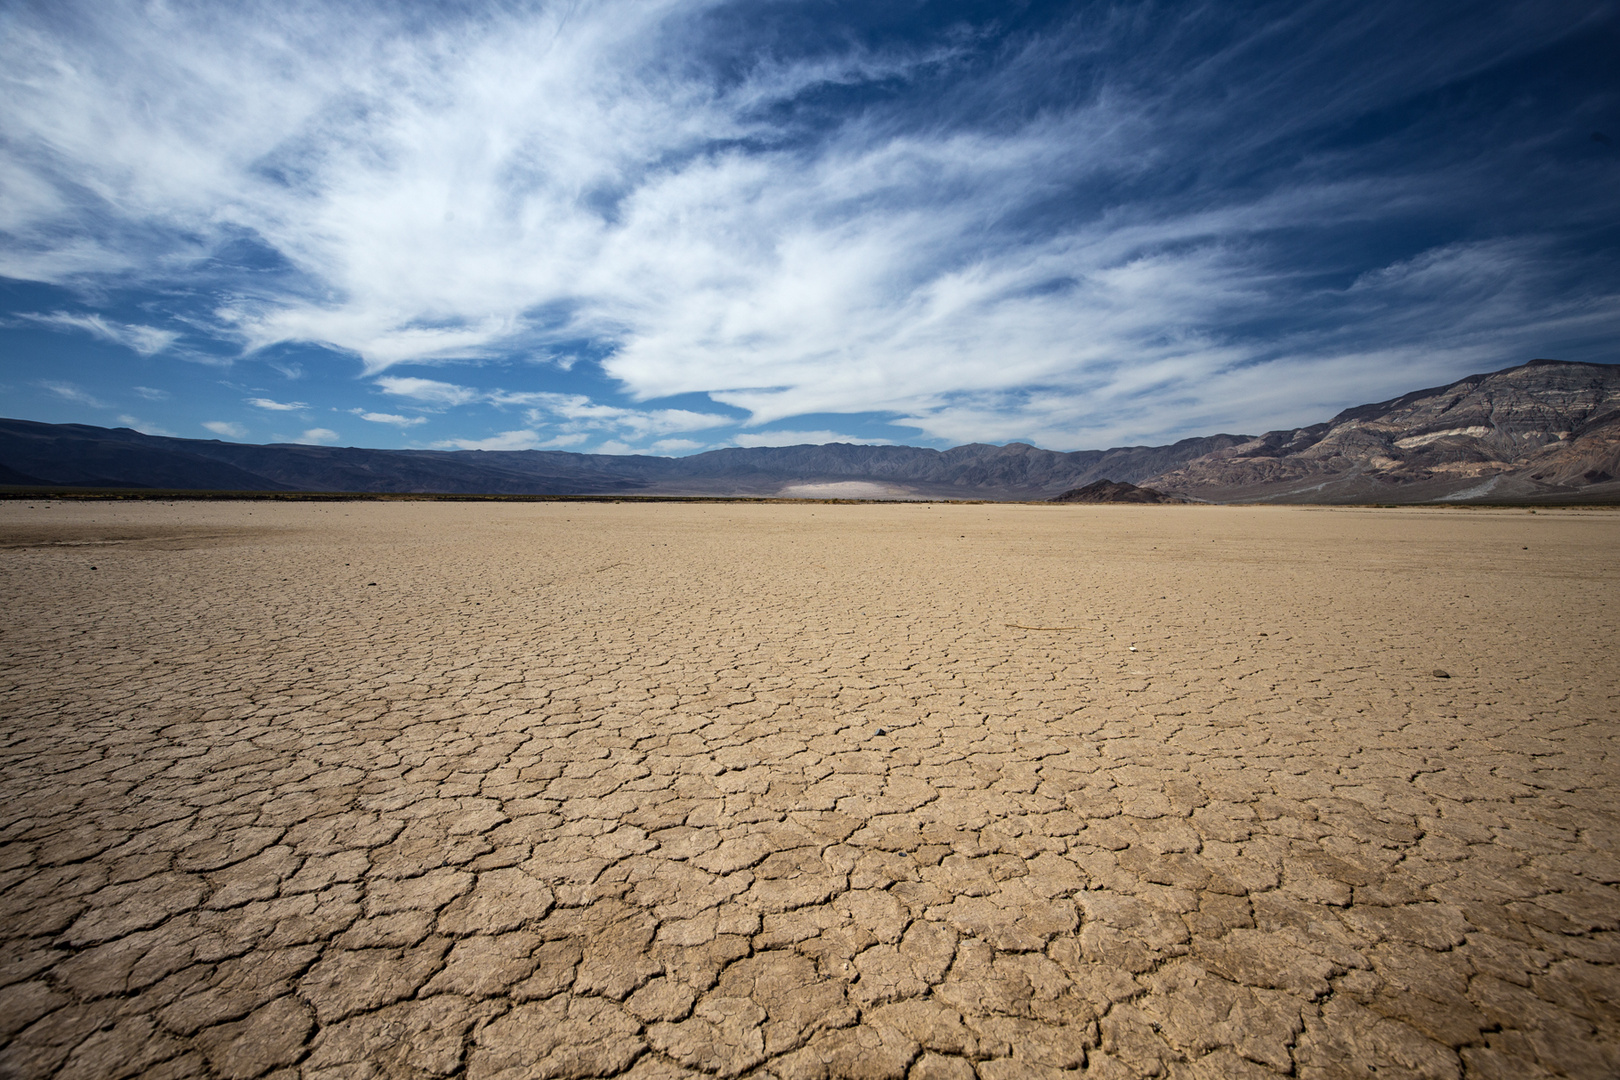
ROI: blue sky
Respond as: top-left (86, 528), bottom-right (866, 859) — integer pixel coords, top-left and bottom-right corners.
top-left (2, 0), bottom-right (1616, 454)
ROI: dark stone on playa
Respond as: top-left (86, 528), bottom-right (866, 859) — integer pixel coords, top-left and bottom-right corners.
top-left (1433, 670), bottom-right (1451, 678)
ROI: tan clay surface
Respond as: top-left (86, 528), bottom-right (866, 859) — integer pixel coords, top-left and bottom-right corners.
top-left (1, 500), bottom-right (1616, 1079)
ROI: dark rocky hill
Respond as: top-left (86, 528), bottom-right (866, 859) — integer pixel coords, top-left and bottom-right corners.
top-left (1145, 359), bottom-right (1620, 503)
top-left (1050, 480), bottom-right (1187, 504)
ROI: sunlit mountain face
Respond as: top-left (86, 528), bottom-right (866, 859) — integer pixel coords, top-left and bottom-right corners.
top-left (3, 1), bottom-right (1617, 455)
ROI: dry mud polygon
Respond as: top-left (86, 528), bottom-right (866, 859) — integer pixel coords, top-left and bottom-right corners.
top-left (1, 500), bottom-right (1616, 1079)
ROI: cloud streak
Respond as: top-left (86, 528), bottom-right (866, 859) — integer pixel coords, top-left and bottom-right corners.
top-left (18, 312), bottom-right (178, 356)
top-left (40, 381), bottom-right (108, 408)
top-left (378, 378), bottom-right (734, 445)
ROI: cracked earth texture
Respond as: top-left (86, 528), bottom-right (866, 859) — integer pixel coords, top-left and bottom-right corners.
top-left (1, 500), bottom-right (1617, 1080)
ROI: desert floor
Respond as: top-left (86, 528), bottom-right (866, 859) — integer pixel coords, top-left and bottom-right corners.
top-left (1, 500), bottom-right (1616, 1080)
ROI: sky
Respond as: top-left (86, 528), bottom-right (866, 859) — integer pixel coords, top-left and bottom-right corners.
top-left (2, 0), bottom-right (1617, 455)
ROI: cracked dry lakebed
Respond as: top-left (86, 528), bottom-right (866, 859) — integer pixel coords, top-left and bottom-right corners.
top-left (1, 499), bottom-right (1617, 1080)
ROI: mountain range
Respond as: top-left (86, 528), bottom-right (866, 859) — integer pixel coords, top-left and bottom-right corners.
top-left (2, 359), bottom-right (1616, 503)
top-left (1153, 358), bottom-right (1620, 504)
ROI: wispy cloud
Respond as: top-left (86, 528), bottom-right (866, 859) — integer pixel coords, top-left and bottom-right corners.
top-left (375, 377), bottom-right (480, 407)
top-left (203, 420), bottom-right (247, 439)
top-left (381, 380), bottom-right (731, 444)
top-left (20, 312), bottom-right (178, 356)
top-left (247, 397), bottom-right (309, 411)
top-left (132, 386), bottom-right (169, 400)
top-left (39, 380), bottom-right (107, 408)
top-left (433, 430), bottom-right (542, 451)
top-left (1, 1), bottom-right (1614, 447)
top-left (293, 428), bottom-right (339, 445)
top-left (510, 393), bottom-right (733, 438)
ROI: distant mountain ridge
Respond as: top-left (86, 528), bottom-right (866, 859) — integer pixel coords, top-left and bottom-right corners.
top-left (2, 359), bottom-right (1616, 502)
top-left (0, 418), bottom-right (1247, 500)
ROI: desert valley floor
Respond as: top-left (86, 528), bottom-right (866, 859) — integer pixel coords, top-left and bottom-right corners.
top-left (0, 499), bottom-right (1616, 1080)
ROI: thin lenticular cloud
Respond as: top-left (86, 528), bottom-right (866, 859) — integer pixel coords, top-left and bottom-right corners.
top-left (1, 1), bottom-right (1615, 448)
top-left (733, 430), bottom-right (891, 448)
top-left (352, 410), bottom-right (428, 427)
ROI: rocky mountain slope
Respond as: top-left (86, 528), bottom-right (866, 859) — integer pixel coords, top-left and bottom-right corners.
top-left (1145, 359), bottom-right (1620, 503)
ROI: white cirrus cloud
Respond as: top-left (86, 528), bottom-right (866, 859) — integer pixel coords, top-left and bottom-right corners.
top-left (0, 2), bottom-right (1613, 447)
top-left (373, 380), bottom-right (731, 443)
top-left (508, 392), bottom-right (733, 437)
top-left (203, 420), bottom-right (247, 439)
top-left (247, 397), bottom-right (309, 411)
top-left (19, 312), bottom-right (179, 356)
top-left (293, 428), bottom-right (340, 445)
top-left (132, 386), bottom-right (169, 400)
top-left (39, 380), bottom-right (107, 408)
